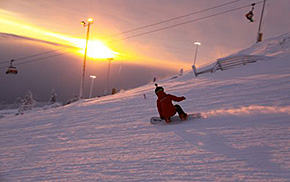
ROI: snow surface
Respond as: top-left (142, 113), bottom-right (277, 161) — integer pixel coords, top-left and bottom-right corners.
top-left (1, 33), bottom-right (290, 181)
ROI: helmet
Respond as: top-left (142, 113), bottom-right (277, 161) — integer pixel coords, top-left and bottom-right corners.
top-left (154, 84), bottom-right (164, 94)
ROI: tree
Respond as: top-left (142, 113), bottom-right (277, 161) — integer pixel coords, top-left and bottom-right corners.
top-left (17, 91), bottom-right (37, 114)
top-left (48, 89), bottom-right (57, 104)
top-left (66, 95), bottom-right (79, 105)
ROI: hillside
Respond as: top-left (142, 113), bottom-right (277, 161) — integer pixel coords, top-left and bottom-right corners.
top-left (0, 33), bottom-right (290, 181)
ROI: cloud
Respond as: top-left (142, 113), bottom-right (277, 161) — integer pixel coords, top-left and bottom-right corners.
top-left (0, 32), bottom-right (73, 48)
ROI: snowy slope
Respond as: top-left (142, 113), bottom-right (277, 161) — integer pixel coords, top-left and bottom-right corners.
top-left (234, 32), bottom-right (290, 57)
top-left (1, 33), bottom-right (290, 181)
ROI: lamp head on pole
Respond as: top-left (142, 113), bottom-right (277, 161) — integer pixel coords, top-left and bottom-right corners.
top-left (81, 18), bottom-right (94, 27)
top-left (81, 21), bottom-right (86, 26)
top-left (90, 75), bottom-right (96, 79)
top-left (88, 18), bottom-right (94, 24)
top-left (194, 42), bottom-right (201, 46)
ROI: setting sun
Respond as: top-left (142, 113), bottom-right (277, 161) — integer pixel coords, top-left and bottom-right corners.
top-left (76, 40), bottom-right (118, 59)
top-left (46, 33), bottom-right (118, 59)
top-left (60, 35), bottom-right (118, 59)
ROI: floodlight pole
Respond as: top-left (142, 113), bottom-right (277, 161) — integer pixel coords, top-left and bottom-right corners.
top-left (105, 58), bottom-right (113, 95)
top-left (79, 18), bottom-right (93, 99)
top-left (89, 75), bottom-right (96, 98)
top-left (256, 0), bottom-right (266, 43)
top-left (191, 42), bottom-right (201, 77)
top-left (193, 42), bottom-right (201, 66)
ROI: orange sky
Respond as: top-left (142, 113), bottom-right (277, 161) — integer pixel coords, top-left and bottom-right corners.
top-left (0, 7), bottom-right (189, 70)
top-left (1, 0), bottom-right (290, 71)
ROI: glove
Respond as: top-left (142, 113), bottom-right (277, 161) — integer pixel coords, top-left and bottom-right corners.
top-left (181, 96), bottom-right (186, 100)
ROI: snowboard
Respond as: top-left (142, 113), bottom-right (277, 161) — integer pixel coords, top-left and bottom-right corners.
top-left (150, 113), bottom-right (201, 124)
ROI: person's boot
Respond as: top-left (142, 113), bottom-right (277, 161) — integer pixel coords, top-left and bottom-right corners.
top-left (180, 114), bottom-right (188, 121)
top-left (165, 118), bottom-right (171, 123)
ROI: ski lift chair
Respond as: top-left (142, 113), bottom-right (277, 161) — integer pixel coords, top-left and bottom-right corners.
top-left (245, 11), bottom-right (254, 22)
top-left (245, 3), bottom-right (256, 22)
top-left (6, 60), bottom-right (18, 74)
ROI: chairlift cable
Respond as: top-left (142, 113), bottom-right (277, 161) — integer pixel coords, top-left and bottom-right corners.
top-left (14, 51), bottom-right (75, 66)
top-left (0, 46), bottom-right (78, 65)
top-left (14, 47), bottom-right (71, 61)
top-left (0, 50), bottom-right (77, 69)
top-left (105, 0), bottom-right (242, 39)
top-left (110, 1), bottom-right (264, 42)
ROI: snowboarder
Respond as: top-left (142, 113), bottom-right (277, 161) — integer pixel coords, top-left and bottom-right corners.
top-left (155, 84), bottom-right (188, 123)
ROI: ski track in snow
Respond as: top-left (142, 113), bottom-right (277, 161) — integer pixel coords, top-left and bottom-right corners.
top-left (1, 34), bottom-right (290, 181)
top-left (203, 105), bottom-right (290, 117)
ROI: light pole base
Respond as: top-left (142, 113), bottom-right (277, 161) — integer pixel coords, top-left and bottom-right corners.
top-left (192, 65), bottom-right (198, 77)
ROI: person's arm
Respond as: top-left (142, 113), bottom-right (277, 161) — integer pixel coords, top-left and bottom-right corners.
top-left (168, 94), bottom-right (186, 102)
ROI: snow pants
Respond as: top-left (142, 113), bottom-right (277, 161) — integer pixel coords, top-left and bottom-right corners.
top-left (174, 104), bottom-right (187, 118)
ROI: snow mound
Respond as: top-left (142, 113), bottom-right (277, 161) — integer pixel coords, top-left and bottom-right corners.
top-left (234, 32), bottom-right (290, 56)
top-left (196, 32), bottom-right (290, 76)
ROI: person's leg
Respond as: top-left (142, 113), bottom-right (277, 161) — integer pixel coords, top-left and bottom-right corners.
top-left (175, 104), bottom-right (186, 115)
top-left (174, 105), bottom-right (188, 120)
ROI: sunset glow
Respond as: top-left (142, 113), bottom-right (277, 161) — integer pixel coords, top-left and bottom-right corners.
top-left (0, 13), bottom-right (118, 59)
top-left (76, 40), bottom-right (118, 59)
top-left (0, 10), bottom-right (187, 69)
top-left (42, 32), bottom-right (118, 59)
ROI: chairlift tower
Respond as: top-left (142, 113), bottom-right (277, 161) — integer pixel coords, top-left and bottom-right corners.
top-left (256, 0), bottom-right (267, 43)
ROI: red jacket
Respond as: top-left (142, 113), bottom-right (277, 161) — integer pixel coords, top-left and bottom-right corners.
top-left (156, 91), bottom-right (185, 119)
